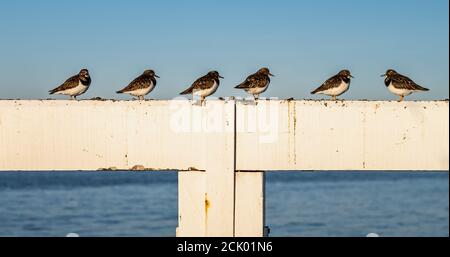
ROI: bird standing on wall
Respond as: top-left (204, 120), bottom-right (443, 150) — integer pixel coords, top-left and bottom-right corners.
top-left (49, 69), bottom-right (91, 100)
top-left (179, 71), bottom-right (224, 105)
top-left (235, 67), bottom-right (274, 101)
top-left (311, 70), bottom-right (354, 101)
top-left (381, 69), bottom-right (429, 102)
top-left (116, 70), bottom-right (160, 100)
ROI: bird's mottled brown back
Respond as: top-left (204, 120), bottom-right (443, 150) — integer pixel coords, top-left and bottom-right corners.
top-left (385, 73), bottom-right (428, 91)
top-left (311, 74), bottom-right (345, 94)
top-left (49, 74), bottom-right (80, 94)
top-left (119, 73), bottom-right (156, 92)
top-left (236, 72), bottom-right (270, 89)
top-left (180, 73), bottom-right (219, 94)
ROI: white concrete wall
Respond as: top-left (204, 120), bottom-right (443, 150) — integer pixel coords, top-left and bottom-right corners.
top-left (237, 100), bottom-right (449, 171)
top-left (0, 100), bottom-right (224, 171)
top-left (0, 100), bottom-right (447, 171)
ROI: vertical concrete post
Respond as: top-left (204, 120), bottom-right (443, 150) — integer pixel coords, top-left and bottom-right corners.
top-left (204, 100), bottom-right (236, 237)
top-left (234, 171), bottom-right (266, 237)
top-left (177, 100), bottom-right (267, 237)
top-left (177, 171), bottom-right (206, 236)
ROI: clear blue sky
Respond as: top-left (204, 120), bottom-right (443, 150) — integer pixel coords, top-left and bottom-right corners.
top-left (0, 0), bottom-right (448, 100)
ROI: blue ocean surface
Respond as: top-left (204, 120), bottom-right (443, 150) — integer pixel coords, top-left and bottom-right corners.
top-left (0, 171), bottom-right (448, 237)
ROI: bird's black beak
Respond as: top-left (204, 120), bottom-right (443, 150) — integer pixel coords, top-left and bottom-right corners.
top-left (350, 75), bottom-right (355, 78)
top-left (380, 74), bottom-right (387, 77)
top-left (155, 75), bottom-right (160, 78)
top-left (219, 75), bottom-right (224, 79)
top-left (269, 73), bottom-right (275, 77)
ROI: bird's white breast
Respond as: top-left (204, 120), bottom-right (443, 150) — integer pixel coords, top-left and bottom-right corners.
top-left (56, 81), bottom-right (89, 96)
top-left (194, 81), bottom-right (219, 98)
top-left (246, 81), bottom-right (270, 95)
top-left (319, 81), bottom-right (350, 96)
top-left (126, 82), bottom-right (155, 97)
top-left (387, 83), bottom-right (414, 96)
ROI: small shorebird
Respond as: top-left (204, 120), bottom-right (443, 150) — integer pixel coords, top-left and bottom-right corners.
top-left (311, 70), bottom-right (354, 101)
top-left (116, 70), bottom-right (160, 100)
top-left (49, 69), bottom-right (91, 100)
top-left (179, 71), bottom-right (224, 105)
top-left (381, 69), bottom-right (429, 102)
top-left (235, 67), bottom-right (274, 101)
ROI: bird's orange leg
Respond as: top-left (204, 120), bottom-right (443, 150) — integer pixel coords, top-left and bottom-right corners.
top-left (399, 95), bottom-right (404, 102)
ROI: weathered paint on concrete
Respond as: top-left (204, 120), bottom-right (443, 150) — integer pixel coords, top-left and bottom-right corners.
top-left (177, 171), bottom-right (265, 237)
top-left (0, 100), bottom-right (221, 171)
top-left (177, 171), bottom-right (206, 237)
top-left (235, 171), bottom-right (265, 237)
top-left (236, 100), bottom-right (449, 171)
top-left (0, 100), bottom-right (448, 171)
top-left (204, 100), bottom-right (235, 236)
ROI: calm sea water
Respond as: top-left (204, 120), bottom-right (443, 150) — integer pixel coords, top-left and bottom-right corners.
top-left (0, 172), bottom-right (447, 237)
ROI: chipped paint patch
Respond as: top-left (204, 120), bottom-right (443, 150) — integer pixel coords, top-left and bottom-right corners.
top-left (205, 195), bottom-right (210, 210)
top-left (132, 165), bottom-right (146, 171)
top-left (287, 101), bottom-right (298, 165)
top-left (98, 167), bottom-right (118, 171)
top-left (204, 193), bottom-right (210, 235)
top-left (292, 102), bottom-right (297, 165)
